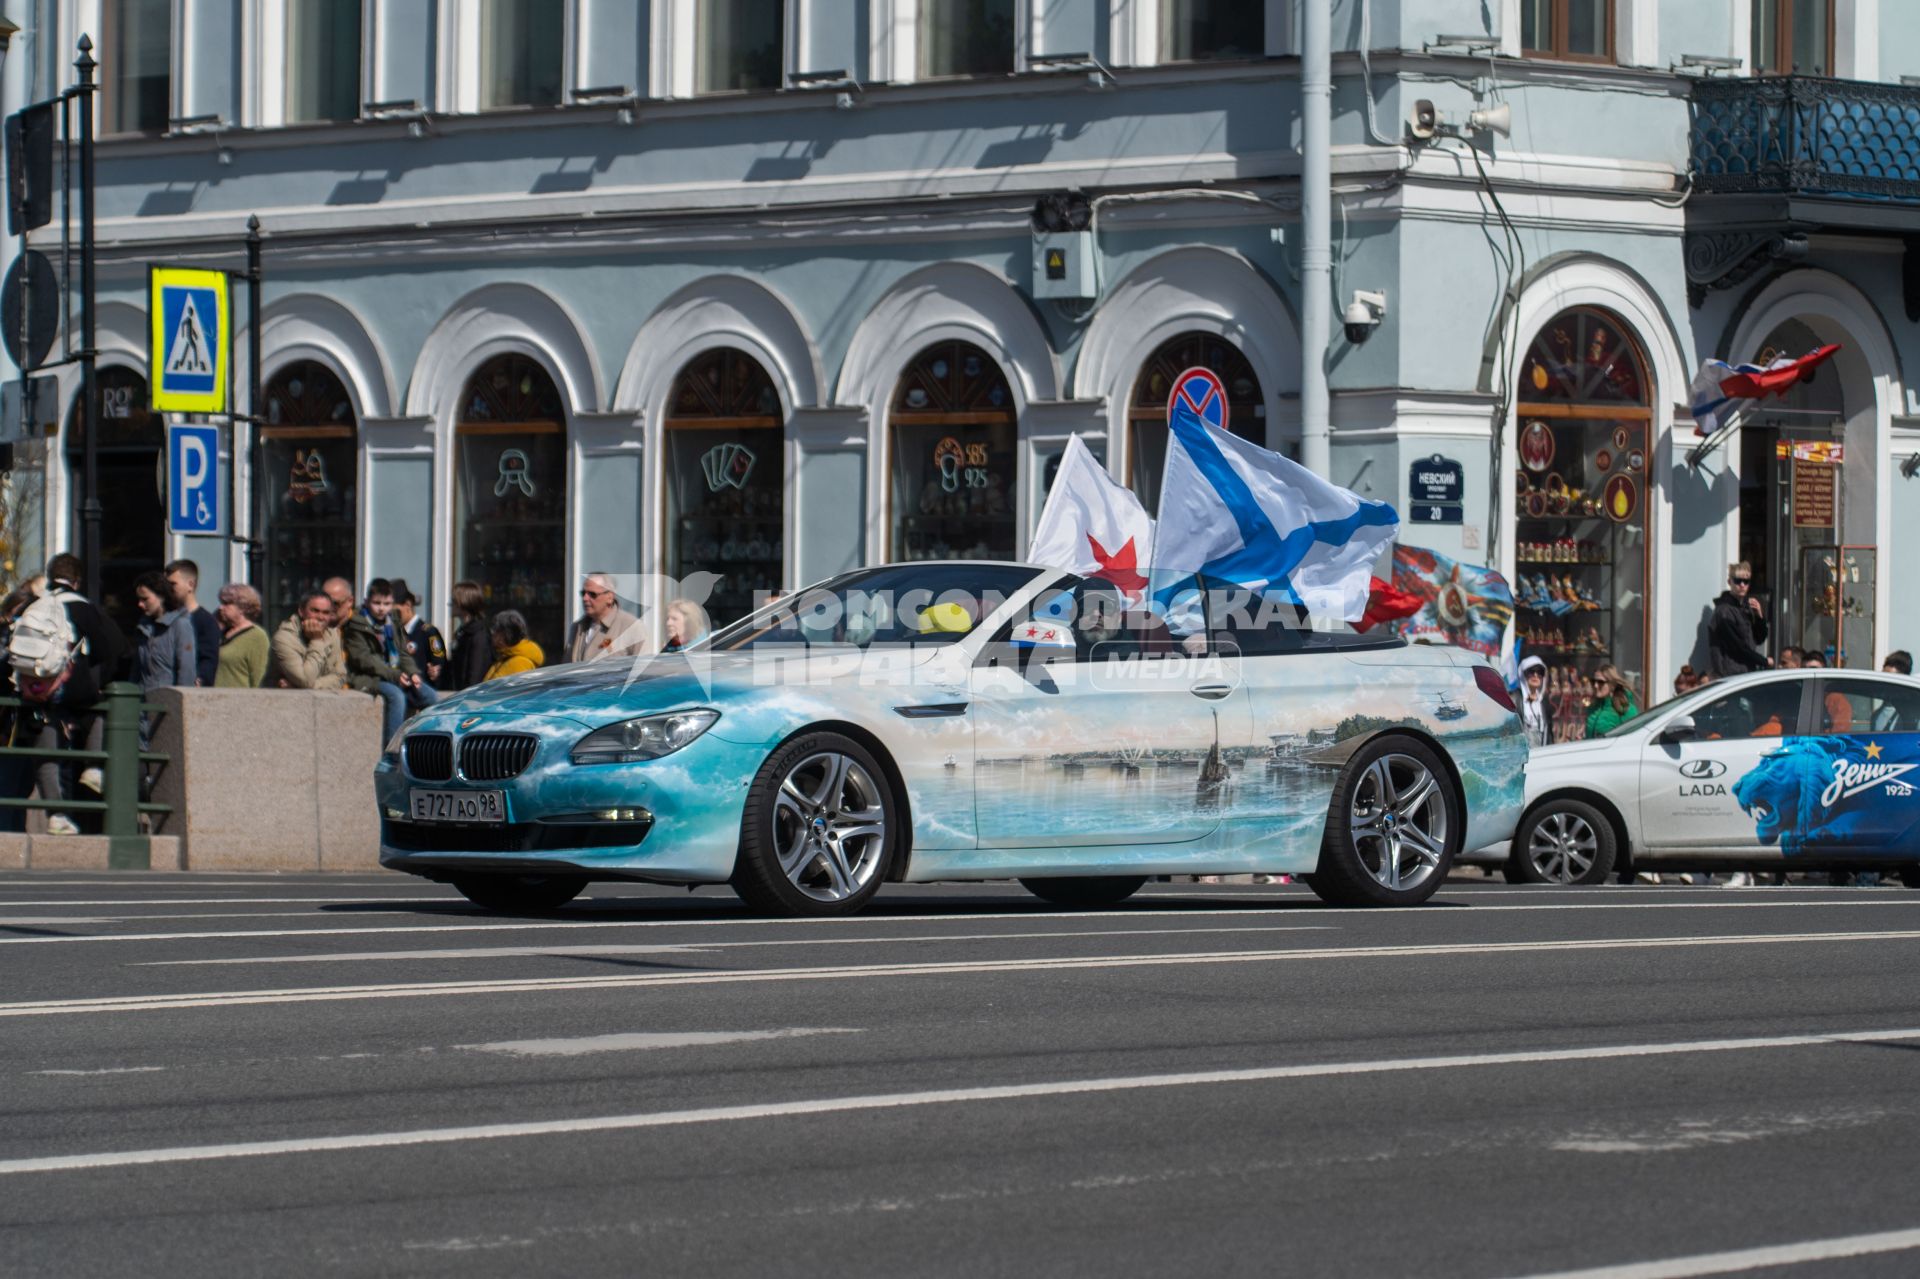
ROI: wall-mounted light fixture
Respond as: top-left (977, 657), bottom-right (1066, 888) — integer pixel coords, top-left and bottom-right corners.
top-left (168, 113), bottom-right (232, 163)
top-left (571, 84), bottom-right (639, 125)
top-left (363, 98), bottom-right (431, 137)
top-left (1675, 54), bottom-right (1743, 75)
top-left (787, 69), bottom-right (863, 110)
top-left (1027, 51), bottom-right (1117, 90)
top-left (1424, 34), bottom-right (1502, 54)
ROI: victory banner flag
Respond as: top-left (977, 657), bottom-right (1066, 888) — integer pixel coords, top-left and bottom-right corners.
top-left (1390, 545), bottom-right (1515, 659)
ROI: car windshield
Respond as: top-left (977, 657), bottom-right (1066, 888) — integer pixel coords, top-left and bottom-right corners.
top-left (704, 563), bottom-right (1045, 652)
top-left (1602, 678), bottom-right (1765, 738)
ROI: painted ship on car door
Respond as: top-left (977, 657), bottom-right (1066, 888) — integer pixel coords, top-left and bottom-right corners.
top-left (375, 562), bottom-right (1527, 916)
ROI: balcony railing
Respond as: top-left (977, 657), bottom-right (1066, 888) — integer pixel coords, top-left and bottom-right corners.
top-left (1691, 75), bottom-right (1920, 200)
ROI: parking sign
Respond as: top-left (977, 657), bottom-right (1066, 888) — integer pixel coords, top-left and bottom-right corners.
top-left (149, 266), bottom-right (229, 413)
top-left (167, 421), bottom-right (222, 535)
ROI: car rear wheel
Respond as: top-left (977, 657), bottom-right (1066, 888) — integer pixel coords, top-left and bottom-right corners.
top-left (450, 873), bottom-right (586, 913)
top-left (1019, 876), bottom-right (1147, 908)
top-left (1506, 799), bottom-right (1617, 885)
top-left (732, 731), bottom-right (897, 917)
top-left (1304, 735), bottom-right (1458, 907)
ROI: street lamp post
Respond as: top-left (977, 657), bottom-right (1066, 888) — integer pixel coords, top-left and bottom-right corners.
top-left (74, 37), bottom-right (100, 603)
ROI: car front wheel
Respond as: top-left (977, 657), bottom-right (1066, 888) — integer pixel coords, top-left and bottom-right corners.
top-left (732, 731), bottom-right (898, 917)
top-left (1507, 799), bottom-right (1617, 885)
top-left (1304, 735), bottom-right (1458, 907)
top-left (451, 873), bottom-right (586, 912)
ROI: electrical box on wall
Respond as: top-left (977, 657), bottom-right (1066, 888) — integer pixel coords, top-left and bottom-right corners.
top-left (1032, 231), bottom-right (1095, 300)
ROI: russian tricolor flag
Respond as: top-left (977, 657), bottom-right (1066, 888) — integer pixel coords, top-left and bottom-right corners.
top-left (1689, 345), bottom-right (1841, 435)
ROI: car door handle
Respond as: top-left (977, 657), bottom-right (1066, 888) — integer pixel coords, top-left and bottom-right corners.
top-left (1190, 683), bottom-right (1234, 701)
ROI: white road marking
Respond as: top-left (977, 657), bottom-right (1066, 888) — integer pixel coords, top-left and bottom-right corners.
top-left (11, 898), bottom-right (1920, 947)
top-left (0, 897), bottom-right (458, 908)
top-left (141, 924), bottom-right (1338, 966)
top-left (458, 1028), bottom-right (858, 1057)
top-left (0, 918), bottom-right (115, 926)
top-left (1509, 1225), bottom-right (1920, 1278)
top-left (28, 1066), bottom-right (166, 1076)
top-left (11, 929), bottom-right (1920, 1018)
top-left (2, 1025), bottom-right (1915, 1176)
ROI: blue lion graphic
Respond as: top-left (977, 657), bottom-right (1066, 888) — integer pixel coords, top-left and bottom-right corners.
top-left (1733, 737), bottom-right (1905, 856)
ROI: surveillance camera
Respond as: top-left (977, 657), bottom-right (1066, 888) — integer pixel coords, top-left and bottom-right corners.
top-left (1343, 290), bottom-right (1387, 345)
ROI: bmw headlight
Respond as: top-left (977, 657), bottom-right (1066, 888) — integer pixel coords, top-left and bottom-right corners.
top-left (571, 709), bottom-right (720, 765)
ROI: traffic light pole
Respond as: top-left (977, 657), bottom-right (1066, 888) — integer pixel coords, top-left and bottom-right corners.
top-left (73, 37), bottom-right (99, 603)
top-left (244, 213), bottom-right (262, 588)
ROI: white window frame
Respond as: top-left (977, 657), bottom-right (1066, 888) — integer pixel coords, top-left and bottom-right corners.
top-left (1496, 0), bottom-right (1656, 67)
top-left (245, 0), bottom-right (373, 128)
top-left (870, 0), bottom-right (1034, 85)
top-left (1109, 0), bottom-right (1291, 69)
top-left (656, 0), bottom-right (799, 98)
top-left (442, 0), bottom-right (580, 113)
top-left (79, 0), bottom-right (182, 136)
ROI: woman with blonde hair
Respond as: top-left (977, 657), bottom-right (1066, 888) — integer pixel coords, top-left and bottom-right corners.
top-left (663, 598), bottom-right (710, 652)
top-left (1584, 664), bottom-right (1639, 737)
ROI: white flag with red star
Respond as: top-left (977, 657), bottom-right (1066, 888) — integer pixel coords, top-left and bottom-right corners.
top-left (1028, 435), bottom-right (1155, 602)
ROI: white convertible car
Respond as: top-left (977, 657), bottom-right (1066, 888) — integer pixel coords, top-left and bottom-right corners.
top-left (1466, 669), bottom-right (1920, 884)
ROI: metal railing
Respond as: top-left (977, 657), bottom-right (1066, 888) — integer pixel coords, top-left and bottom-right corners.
top-left (0, 681), bottom-right (171, 868)
top-left (1692, 75), bottom-right (1920, 200)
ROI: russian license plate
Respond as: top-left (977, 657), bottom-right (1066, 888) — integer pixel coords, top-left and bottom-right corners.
top-left (409, 789), bottom-right (506, 824)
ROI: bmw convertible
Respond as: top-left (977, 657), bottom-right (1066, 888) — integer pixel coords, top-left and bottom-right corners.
top-left (377, 562), bottom-right (1528, 915)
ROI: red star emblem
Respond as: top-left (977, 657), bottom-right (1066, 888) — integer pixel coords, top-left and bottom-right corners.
top-left (1087, 534), bottom-right (1148, 596)
top-left (1022, 625), bottom-right (1041, 639)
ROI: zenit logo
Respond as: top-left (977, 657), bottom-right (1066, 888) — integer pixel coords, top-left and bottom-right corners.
top-left (1823, 760), bottom-right (1918, 807)
top-left (1678, 759), bottom-right (1727, 780)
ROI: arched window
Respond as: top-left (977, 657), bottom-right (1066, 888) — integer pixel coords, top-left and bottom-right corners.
top-left (456, 354), bottom-right (568, 660)
top-left (1127, 332), bottom-right (1265, 511)
top-left (66, 366), bottom-right (163, 633)
top-left (664, 348), bottom-right (785, 624)
top-left (889, 342), bottom-right (1017, 562)
top-left (257, 360), bottom-right (358, 628)
top-left (1514, 306), bottom-right (1651, 729)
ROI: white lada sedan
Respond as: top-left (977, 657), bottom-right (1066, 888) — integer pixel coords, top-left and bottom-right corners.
top-left (1473, 669), bottom-right (1920, 884)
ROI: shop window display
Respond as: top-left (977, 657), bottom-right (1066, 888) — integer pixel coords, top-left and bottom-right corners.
top-left (890, 342), bottom-right (1016, 562)
top-left (258, 360), bottom-right (357, 628)
top-left (1513, 307), bottom-right (1651, 737)
top-left (65, 366), bottom-right (163, 635)
top-left (456, 355), bottom-right (568, 658)
top-left (665, 348), bottom-right (785, 625)
top-left (1127, 333), bottom-right (1265, 511)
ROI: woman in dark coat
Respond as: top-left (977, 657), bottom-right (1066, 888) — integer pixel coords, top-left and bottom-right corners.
top-left (445, 580), bottom-right (493, 691)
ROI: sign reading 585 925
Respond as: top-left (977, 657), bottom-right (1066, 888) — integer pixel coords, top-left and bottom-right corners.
top-left (148, 265), bottom-right (230, 413)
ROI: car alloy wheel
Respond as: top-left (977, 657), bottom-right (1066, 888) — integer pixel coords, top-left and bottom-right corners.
top-left (772, 750), bottom-right (889, 903)
top-left (1528, 809), bottom-right (1600, 884)
top-left (1349, 752), bottom-right (1449, 894)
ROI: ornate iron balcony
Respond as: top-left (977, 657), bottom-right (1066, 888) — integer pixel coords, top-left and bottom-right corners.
top-left (1691, 75), bottom-right (1920, 200)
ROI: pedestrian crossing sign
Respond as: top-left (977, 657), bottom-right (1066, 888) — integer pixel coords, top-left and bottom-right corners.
top-left (148, 265), bottom-right (229, 412)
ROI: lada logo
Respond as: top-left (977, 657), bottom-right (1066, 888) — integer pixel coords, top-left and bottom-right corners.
top-left (1678, 759), bottom-right (1727, 780)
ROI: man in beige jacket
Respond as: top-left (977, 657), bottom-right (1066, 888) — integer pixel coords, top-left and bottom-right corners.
top-left (269, 590), bottom-right (349, 689)
top-left (567, 573), bottom-right (648, 663)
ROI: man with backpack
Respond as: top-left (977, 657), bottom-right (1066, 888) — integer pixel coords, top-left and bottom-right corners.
top-left (7, 555), bottom-right (129, 834)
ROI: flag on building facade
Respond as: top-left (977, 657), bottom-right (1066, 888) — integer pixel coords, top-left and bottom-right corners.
top-left (1689, 345), bottom-right (1842, 435)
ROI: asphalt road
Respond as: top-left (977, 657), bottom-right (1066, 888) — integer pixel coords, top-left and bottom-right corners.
top-left (6, 873), bottom-right (1920, 1277)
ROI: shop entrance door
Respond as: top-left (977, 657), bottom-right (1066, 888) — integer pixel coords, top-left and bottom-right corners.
top-left (66, 367), bottom-right (164, 637)
top-left (1739, 420), bottom-right (1858, 665)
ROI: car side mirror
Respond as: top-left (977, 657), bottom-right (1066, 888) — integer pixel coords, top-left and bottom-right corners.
top-left (1659, 714), bottom-right (1697, 744)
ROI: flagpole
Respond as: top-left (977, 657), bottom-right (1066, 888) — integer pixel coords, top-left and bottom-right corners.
top-left (1299, 0), bottom-right (1332, 478)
